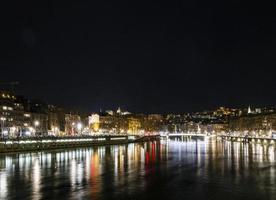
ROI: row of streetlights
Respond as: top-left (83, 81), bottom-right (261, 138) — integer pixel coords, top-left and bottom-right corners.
top-left (0, 119), bottom-right (40, 137)
top-left (0, 119), bottom-right (86, 137)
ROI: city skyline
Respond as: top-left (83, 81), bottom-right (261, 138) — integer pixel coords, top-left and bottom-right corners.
top-left (0, 86), bottom-right (275, 115)
top-left (1, 1), bottom-right (276, 113)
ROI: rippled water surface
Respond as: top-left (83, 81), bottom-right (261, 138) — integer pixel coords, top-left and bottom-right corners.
top-left (0, 138), bottom-right (276, 200)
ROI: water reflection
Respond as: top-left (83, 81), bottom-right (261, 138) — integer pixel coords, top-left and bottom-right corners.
top-left (0, 139), bottom-right (275, 200)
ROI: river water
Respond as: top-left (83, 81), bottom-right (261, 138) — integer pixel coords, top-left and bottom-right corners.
top-left (0, 138), bottom-right (275, 200)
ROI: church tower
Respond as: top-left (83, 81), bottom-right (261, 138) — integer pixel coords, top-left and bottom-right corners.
top-left (248, 106), bottom-right (252, 114)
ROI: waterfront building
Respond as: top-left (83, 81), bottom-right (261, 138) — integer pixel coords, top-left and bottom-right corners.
top-left (229, 113), bottom-right (276, 137)
top-left (0, 91), bottom-right (26, 137)
top-left (89, 113), bottom-right (100, 132)
top-left (27, 99), bottom-right (49, 135)
top-left (128, 117), bottom-right (141, 135)
top-left (48, 105), bottom-right (65, 136)
top-left (99, 115), bottom-right (128, 134)
top-left (30, 112), bottom-right (48, 135)
top-left (65, 113), bottom-right (81, 135)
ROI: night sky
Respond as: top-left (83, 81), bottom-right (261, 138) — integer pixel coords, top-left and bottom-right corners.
top-left (1, 1), bottom-right (276, 113)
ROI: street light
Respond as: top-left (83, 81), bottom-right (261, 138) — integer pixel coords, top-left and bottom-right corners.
top-left (71, 122), bottom-right (76, 135)
top-left (34, 120), bottom-right (40, 135)
top-left (77, 122), bottom-right (82, 135)
top-left (54, 126), bottom-right (59, 136)
top-left (34, 120), bottom-right (40, 127)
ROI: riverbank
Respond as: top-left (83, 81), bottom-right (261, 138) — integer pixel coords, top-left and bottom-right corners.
top-left (0, 135), bottom-right (160, 153)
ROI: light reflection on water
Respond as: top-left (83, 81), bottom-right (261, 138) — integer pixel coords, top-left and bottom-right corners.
top-left (0, 138), bottom-right (275, 200)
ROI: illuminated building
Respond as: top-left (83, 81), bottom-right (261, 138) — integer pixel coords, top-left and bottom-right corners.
top-left (128, 118), bottom-right (141, 135)
top-left (248, 106), bottom-right (252, 114)
top-left (65, 113), bottom-right (81, 135)
top-left (116, 107), bottom-right (131, 116)
top-left (229, 113), bottom-right (276, 137)
top-left (105, 110), bottom-right (114, 116)
top-left (0, 91), bottom-right (26, 137)
top-left (99, 115), bottom-right (128, 133)
top-left (89, 114), bottom-right (100, 132)
top-left (145, 114), bottom-right (164, 132)
top-left (116, 107), bottom-right (121, 115)
top-left (98, 113), bottom-right (144, 134)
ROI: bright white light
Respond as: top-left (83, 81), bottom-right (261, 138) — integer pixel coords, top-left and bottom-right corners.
top-left (10, 127), bottom-right (16, 133)
top-left (77, 123), bottom-right (82, 131)
top-left (34, 121), bottom-right (40, 126)
top-left (25, 131), bottom-right (31, 136)
top-left (2, 130), bottom-right (8, 135)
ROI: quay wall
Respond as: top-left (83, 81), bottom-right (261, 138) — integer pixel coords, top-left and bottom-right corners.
top-left (0, 135), bottom-right (160, 153)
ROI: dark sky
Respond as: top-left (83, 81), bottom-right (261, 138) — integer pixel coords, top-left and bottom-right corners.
top-left (1, 1), bottom-right (276, 113)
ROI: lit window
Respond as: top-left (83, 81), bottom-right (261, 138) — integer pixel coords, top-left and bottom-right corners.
top-left (24, 113), bottom-right (31, 117)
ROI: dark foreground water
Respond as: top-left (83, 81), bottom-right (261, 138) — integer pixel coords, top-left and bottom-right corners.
top-left (0, 138), bottom-right (276, 200)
